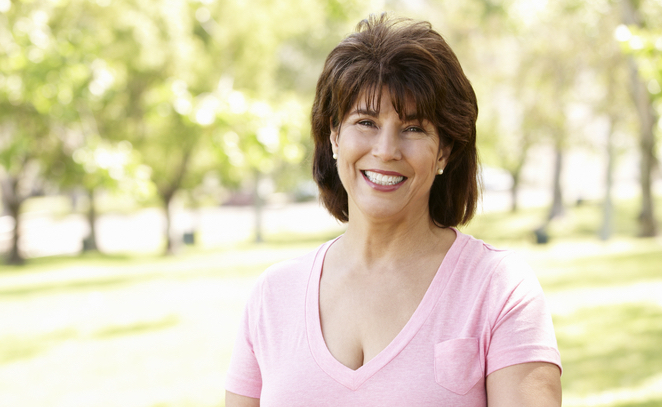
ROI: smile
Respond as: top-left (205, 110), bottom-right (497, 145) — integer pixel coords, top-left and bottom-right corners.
top-left (362, 170), bottom-right (406, 186)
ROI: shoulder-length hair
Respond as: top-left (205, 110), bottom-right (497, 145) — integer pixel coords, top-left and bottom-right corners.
top-left (311, 13), bottom-right (479, 227)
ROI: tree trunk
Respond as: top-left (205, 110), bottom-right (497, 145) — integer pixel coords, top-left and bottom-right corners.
top-left (510, 175), bottom-right (519, 213)
top-left (83, 188), bottom-right (99, 252)
top-left (162, 191), bottom-right (176, 255)
top-left (157, 146), bottom-right (193, 256)
top-left (622, 0), bottom-right (659, 237)
top-left (635, 84), bottom-right (658, 237)
top-left (600, 116), bottom-right (615, 241)
top-left (253, 170), bottom-right (264, 243)
top-left (548, 146), bottom-right (564, 220)
top-left (627, 57), bottom-right (658, 237)
top-left (510, 132), bottom-right (532, 213)
top-left (509, 160), bottom-right (526, 213)
top-left (1, 176), bottom-right (25, 265)
top-left (6, 200), bottom-right (24, 265)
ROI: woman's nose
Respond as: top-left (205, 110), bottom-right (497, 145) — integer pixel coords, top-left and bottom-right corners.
top-left (372, 126), bottom-right (402, 161)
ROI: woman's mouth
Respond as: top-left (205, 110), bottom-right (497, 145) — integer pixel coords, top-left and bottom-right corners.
top-left (362, 170), bottom-right (406, 186)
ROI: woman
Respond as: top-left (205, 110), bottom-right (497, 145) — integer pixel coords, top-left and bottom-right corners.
top-left (226, 14), bottom-right (562, 406)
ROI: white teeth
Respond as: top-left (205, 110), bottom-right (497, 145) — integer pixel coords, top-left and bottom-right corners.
top-left (364, 171), bottom-right (404, 186)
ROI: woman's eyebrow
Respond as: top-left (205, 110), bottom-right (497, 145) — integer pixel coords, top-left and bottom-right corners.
top-left (351, 109), bottom-right (425, 123)
top-left (351, 108), bottom-right (379, 117)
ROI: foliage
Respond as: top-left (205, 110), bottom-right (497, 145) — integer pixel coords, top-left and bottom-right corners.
top-left (1, 0), bottom-right (661, 261)
top-left (619, 24), bottom-right (662, 104)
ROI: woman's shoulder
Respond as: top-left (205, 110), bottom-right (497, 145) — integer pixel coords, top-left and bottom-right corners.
top-left (254, 238), bottom-right (336, 289)
top-left (452, 229), bottom-right (512, 262)
top-left (449, 231), bottom-right (546, 320)
top-left (451, 229), bottom-right (535, 284)
top-left (242, 238), bottom-right (337, 315)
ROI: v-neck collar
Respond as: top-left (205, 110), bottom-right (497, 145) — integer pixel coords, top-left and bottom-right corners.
top-left (304, 228), bottom-right (466, 391)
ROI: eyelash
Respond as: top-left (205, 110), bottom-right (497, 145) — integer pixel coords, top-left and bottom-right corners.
top-left (406, 126), bottom-right (424, 133)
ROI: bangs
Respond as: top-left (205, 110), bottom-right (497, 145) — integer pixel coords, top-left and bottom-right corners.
top-left (334, 61), bottom-right (440, 127)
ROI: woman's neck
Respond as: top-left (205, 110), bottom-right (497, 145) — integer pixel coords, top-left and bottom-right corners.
top-left (335, 210), bottom-right (454, 272)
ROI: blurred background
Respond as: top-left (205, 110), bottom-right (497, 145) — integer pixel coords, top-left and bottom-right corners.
top-left (0, 0), bottom-right (661, 406)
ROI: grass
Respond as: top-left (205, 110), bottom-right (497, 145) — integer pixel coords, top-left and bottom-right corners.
top-left (536, 248), bottom-right (662, 291)
top-left (0, 199), bottom-right (661, 406)
top-left (556, 303), bottom-right (662, 394)
top-left (95, 315), bottom-right (181, 338)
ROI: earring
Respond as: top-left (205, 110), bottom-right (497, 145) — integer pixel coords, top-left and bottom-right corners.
top-left (333, 153), bottom-right (338, 160)
top-left (437, 168), bottom-right (444, 175)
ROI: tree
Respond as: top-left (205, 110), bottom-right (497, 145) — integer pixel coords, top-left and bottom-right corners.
top-left (471, 0), bottom-right (583, 220)
top-left (209, 92), bottom-right (308, 242)
top-left (0, 0), bottom-right (83, 263)
top-left (572, 0), bottom-right (634, 240)
top-left (0, 117), bottom-right (55, 264)
top-left (60, 135), bottom-right (150, 251)
top-left (95, 0), bottom-right (360, 252)
top-left (618, 0), bottom-right (660, 237)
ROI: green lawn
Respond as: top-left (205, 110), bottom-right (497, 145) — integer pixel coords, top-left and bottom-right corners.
top-left (0, 201), bottom-right (660, 407)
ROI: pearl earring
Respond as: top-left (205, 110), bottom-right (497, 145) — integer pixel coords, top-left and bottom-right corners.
top-left (437, 168), bottom-right (444, 175)
top-left (333, 153), bottom-right (338, 160)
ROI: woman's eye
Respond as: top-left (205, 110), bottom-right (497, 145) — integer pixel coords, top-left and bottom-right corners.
top-left (406, 126), bottom-right (425, 133)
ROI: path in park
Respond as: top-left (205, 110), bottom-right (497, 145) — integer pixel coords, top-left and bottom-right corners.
top-left (0, 187), bottom-right (564, 259)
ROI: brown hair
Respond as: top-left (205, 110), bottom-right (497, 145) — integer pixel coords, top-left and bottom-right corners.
top-left (311, 13), bottom-right (479, 227)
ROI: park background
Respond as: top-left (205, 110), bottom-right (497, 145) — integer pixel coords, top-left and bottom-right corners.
top-left (1, 0), bottom-right (661, 406)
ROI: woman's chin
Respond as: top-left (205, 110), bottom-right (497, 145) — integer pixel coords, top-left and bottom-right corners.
top-left (350, 202), bottom-right (414, 224)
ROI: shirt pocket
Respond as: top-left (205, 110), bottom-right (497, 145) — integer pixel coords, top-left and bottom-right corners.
top-left (434, 337), bottom-right (484, 395)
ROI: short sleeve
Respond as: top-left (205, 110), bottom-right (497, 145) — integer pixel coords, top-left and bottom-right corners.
top-left (225, 281), bottom-right (263, 398)
top-left (485, 254), bottom-right (562, 376)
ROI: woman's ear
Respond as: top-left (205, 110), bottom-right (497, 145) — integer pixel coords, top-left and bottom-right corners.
top-left (330, 119), bottom-right (339, 155)
top-left (437, 141), bottom-right (453, 169)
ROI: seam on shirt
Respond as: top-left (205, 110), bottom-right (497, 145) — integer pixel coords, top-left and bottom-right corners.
top-left (251, 272), bottom-right (266, 358)
top-left (305, 240), bottom-right (352, 388)
top-left (486, 344), bottom-right (562, 376)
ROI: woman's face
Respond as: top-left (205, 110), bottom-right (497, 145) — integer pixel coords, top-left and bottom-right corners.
top-left (330, 88), bottom-right (451, 224)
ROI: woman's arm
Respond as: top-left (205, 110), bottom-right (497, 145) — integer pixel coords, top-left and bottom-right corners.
top-left (486, 362), bottom-right (561, 407)
top-left (225, 391), bottom-right (260, 407)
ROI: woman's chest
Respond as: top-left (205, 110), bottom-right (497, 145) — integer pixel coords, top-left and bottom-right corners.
top-left (318, 267), bottom-right (435, 370)
top-left (253, 266), bottom-right (491, 406)
top-left (257, 324), bottom-right (488, 407)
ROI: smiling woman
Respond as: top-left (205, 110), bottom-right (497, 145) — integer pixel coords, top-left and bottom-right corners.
top-left (225, 13), bottom-right (562, 407)
top-left (312, 15), bottom-right (479, 228)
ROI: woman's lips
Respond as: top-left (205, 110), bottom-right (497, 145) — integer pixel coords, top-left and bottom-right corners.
top-left (361, 170), bottom-right (407, 191)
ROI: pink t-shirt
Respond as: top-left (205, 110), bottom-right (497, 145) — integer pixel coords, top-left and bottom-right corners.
top-left (226, 230), bottom-right (562, 406)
